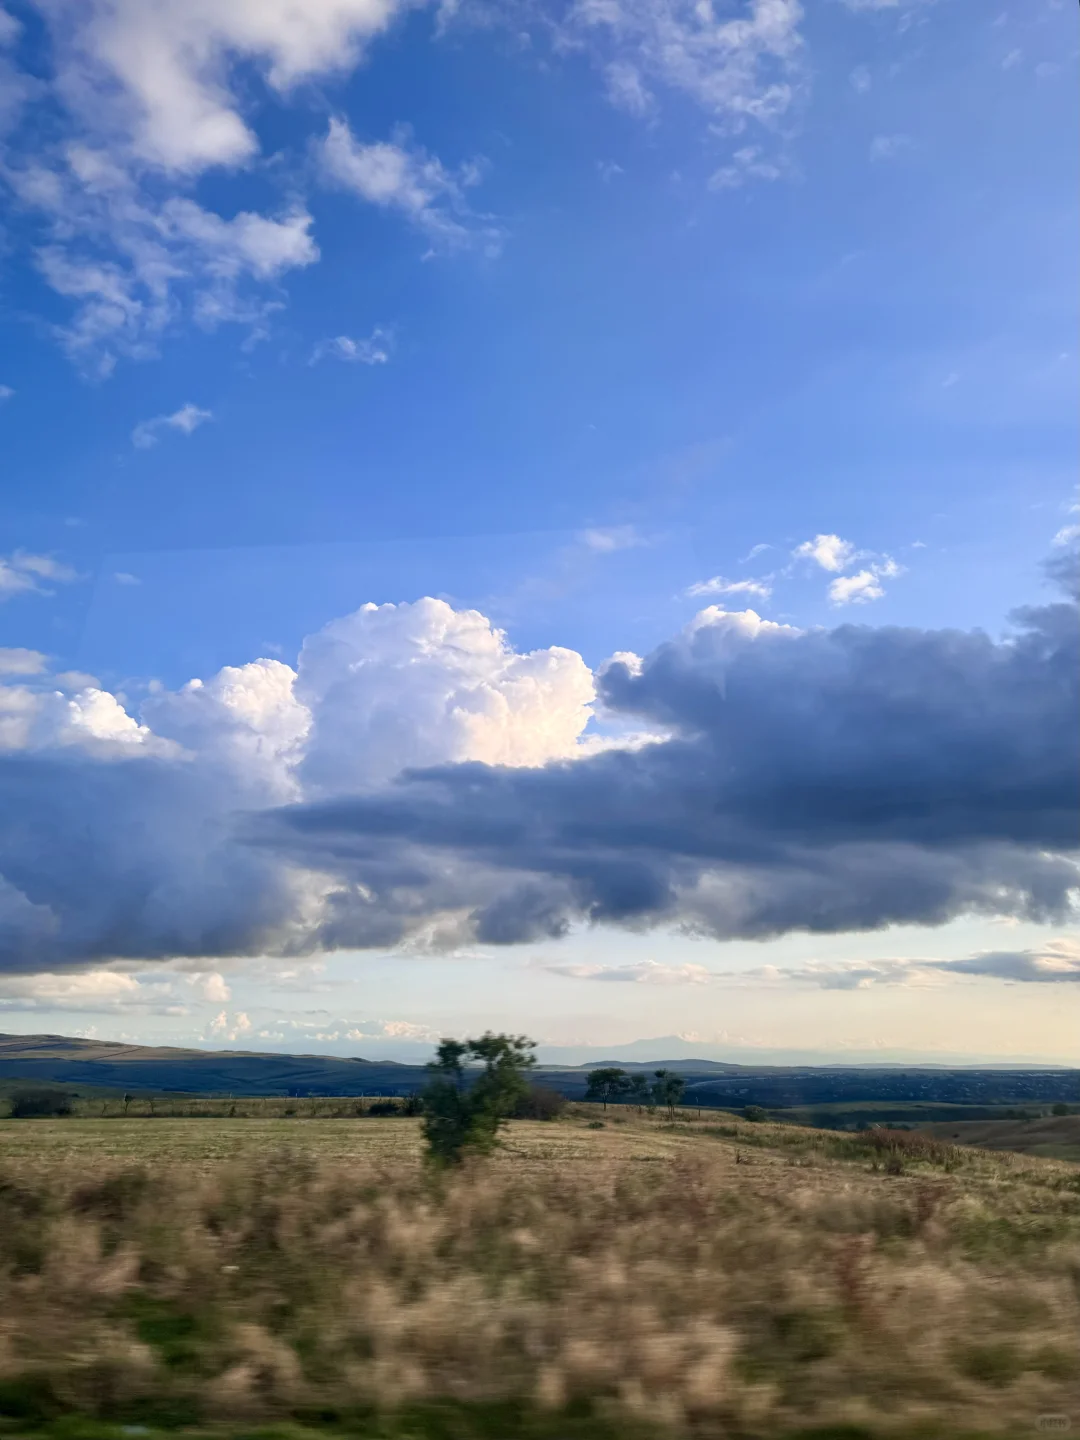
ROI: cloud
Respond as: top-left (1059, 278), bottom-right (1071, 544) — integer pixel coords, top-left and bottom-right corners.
top-left (828, 558), bottom-right (901, 606)
top-left (0, 385), bottom-right (13, 401)
top-left (0, 551), bottom-right (79, 601)
top-left (849, 65), bottom-right (871, 93)
top-left (209, 1009), bottom-right (252, 1042)
top-left (0, 648), bottom-right (48, 676)
top-left (114, 572), bottom-right (141, 585)
top-left (310, 330), bottom-right (392, 365)
top-left (541, 958), bottom-right (712, 985)
top-left (709, 145), bottom-right (787, 190)
top-left (755, 938), bottom-right (1080, 989)
top-left (32, 0), bottom-right (412, 174)
top-left (265, 571), bottom-right (1079, 949)
top-left (0, 967), bottom-right (181, 1012)
top-left (792, 533), bottom-right (856, 572)
top-left (19, 178), bottom-right (320, 372)
top-left (319, 118), bottom-right (501, 253)
top-left (0, 559), bottom-right (1075, 971)
top-left (579, 526), bottom-right (644, 552)
top-left (132, 402), bottom-right (213, 449)
top-left (685, 575), bottom-right (772, 600)
top-left (869, 134), bottom-right (913, 162)
top-left (295, 597), bottom-right (596, 793)
top-left (2, 1), bottom-right (400, 369)
top-left (792, 534), bottom-right (902, 604)
top-left (193, 971), bottom-right (231, 1002)
top-left (567, 0), bottom-right (805, 127)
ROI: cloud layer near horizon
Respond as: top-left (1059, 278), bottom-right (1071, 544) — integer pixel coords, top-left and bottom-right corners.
top-left (0, 560), bottom-right (1076, 973)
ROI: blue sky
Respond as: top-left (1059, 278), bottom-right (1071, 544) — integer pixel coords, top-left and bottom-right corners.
top-left (0, 0), bottom-right (1077, 1063)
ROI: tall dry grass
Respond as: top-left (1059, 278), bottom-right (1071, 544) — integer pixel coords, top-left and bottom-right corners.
top-left (1, 1123), bottom-right (1079, 1436)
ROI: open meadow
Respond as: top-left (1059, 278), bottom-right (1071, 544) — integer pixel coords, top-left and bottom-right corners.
top-left (2, 1106), bottom-right (1080, 1440)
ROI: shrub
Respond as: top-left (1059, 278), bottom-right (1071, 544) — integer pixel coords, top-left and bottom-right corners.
top-left (366, 1099), bottom-right (401, 1116)
top-left (744, 1105), bottom-right (768, 1123)
top-left (513, 1085), bottom-right (567, 1121)
top-left (8, 1088), bottom-right (73, 1118)
top-left (1052, 1102), bottom-right (1069, 1116)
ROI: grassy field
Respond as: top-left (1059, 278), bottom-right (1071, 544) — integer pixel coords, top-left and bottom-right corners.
top-left (2, 1107), bottom-right (1079, 1440)
top-left (919, 1113), bottom-right (1080, 1165)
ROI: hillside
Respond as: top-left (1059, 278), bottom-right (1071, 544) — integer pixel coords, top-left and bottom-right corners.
top-left (922, 1113), bottom-right (1080, 1164)
top-left (3, 1032), bottom-right (1079, 1115)
top-left (0, 1033), bottom-right (419, 1096)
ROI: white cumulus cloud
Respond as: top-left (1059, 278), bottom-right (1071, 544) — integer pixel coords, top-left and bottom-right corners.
top-left (296, 597), bottom-right (597, 792)
top-left (828, 557), bottom-right (901, 607)
top-left (792, 533), bottom-right (856, 572)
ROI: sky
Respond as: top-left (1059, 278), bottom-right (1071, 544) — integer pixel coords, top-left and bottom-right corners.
top-left (0, 0), bottom-right (1077, 1065)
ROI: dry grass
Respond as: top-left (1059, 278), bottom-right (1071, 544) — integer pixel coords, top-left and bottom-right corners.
top-left (1, 1109), bottom-right (1079, 1438)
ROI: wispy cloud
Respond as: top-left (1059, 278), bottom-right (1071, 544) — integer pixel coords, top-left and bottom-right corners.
top-left (870, 134), bottom-right (913, 162)
top-left (567, 0), bottom-right (805, 128)
top-left (310, 330), bottom-right (392, 366)
top-left (686, 574), bottom-right (772, 600)
top-left (319, 119), bottom-right (502, 255)
top-left (579, 525), bottom-right (645, 553)
top-left (0, 0), bottom-right (406, 370)
top-left (747, 939), bottom-right (1080, 990)
top-left (709, 146), bottom-right (788, 191)
top-left (540, 958), bottom-right (712, 986)
top-left (0, 551), bottom-right (79, 601)
top-left (132, 402), bottom-right (212, 449)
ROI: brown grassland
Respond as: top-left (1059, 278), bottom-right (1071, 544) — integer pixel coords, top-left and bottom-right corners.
top-left (1, 1106), bottom-right (1079, 1440)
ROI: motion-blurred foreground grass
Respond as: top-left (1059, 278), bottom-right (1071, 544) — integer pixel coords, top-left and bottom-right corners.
top-left (1, 1109), bottom-right (1079, 1439)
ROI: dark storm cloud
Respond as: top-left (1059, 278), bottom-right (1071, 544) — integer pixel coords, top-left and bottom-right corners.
top-left (0, 564), bottom-right (1076, 970)
top-left (264, 588), bottom-right (1079, 946)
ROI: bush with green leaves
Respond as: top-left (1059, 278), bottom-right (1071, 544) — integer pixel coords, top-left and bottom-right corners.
top-left (513, 1084), bottom-right (567, 1121)
top-left (421, 1033), bottom-right (535, 1165)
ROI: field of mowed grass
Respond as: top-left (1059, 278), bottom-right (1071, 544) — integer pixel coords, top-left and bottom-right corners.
top-left (2, 1108), bottom-right (1080, 1440)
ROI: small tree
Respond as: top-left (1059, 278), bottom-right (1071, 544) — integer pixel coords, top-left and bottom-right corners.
top-left (651, 1069), bottom-right (686, 1121)
top-left (627, 1073), bottom-right (652, 1112)
top-left (584, 1066), bottom-right (631, 1110)
top-left (421, 1033), bottom-right (535, 1165)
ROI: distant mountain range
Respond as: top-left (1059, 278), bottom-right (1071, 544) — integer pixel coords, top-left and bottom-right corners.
top-left (1, 1032), bottom-right (1077, 1107)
